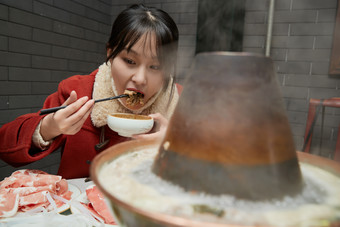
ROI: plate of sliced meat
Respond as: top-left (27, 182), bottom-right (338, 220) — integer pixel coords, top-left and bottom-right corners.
top-left (70, 185), bottom-right (118, 226)
top-left (0, 169), bottom-right (80, 219)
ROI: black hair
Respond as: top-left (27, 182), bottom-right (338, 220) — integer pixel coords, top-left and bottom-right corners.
top-left (106, 4), bottom-right (179, 92)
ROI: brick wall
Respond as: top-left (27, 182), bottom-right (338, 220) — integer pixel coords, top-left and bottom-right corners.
top-left (0, 0), bottom-right (111, 179)
top-left (243, 0), bottom-right (340, 159)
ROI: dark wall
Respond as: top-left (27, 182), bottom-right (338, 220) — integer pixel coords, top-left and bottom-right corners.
top-left (0, 0), bottom-right (111, 127)
top-left (0, 0), bottom-right (111, 179)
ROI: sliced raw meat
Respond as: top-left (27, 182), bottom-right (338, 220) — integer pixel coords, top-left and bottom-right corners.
top-left (0, 169), bottom-right (73, 217)
top-left (86, 185), bottom-right (116, 225)
top-left (19, 190), bottom-right (49, 206)
top-left (0, 169), bottom-right (61, 189)
top-left (56, 179), bottom-right (68, 194)
top-left (0, 190), bottom-right (19, 218)
top-left (80, 202), bottom-right (105, 222)
top-left (4, 185), bottom-right (56, 196)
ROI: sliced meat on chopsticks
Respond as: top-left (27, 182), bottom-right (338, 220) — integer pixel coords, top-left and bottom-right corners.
top-left (81, 185), bottom-right (116, 225)
top-left (124, 90), bottom-right (145, 106)
top-left (0, 169), bottom-right (73, 218)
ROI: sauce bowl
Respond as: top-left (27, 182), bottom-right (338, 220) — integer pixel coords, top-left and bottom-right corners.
top-left (107, 113), bottom-right (154, 137)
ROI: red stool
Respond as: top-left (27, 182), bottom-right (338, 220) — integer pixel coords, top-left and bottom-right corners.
top-left (303, 98), bottom-right (340, 161)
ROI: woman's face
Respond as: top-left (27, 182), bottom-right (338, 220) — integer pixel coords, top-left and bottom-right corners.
top-left (108, 33), bottom-right (164, 111)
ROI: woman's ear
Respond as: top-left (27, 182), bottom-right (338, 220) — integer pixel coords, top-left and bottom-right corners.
top-left (106, 48), bottom-right (112, 58)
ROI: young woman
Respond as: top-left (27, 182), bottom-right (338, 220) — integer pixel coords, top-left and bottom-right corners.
top-left (0, 4), bottom-right (181, 179)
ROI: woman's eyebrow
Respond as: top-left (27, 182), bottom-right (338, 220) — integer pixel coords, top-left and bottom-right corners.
top-left (126, 49), bottom-right (159, 61)
top-left (125, 48), bottom-right (138, 55)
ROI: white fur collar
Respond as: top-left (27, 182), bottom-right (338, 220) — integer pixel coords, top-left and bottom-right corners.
top-left (91, 62), bottom-right (179, 127)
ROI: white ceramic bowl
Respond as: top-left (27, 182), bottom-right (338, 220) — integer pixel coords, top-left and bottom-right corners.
top-left (107, 113), bottom-right (154, 137)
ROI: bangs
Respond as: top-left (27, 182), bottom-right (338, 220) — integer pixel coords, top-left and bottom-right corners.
top-left (125, 30), bottom-right (159, 60)
top-left (107, 23), bottom-right (173, 68)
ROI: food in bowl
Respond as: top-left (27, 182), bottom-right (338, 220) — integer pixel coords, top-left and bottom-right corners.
top-left (124, 90), bottom-right (144, 106)
top-left (107, 113), bottom-right (154, 137)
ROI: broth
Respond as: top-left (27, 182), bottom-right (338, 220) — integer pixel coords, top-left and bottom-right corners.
top-left (111, 113), bottom-right (151, 120)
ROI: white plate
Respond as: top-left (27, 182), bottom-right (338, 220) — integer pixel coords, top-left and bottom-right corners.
top-left (74, 191), bottom-right (89, 204)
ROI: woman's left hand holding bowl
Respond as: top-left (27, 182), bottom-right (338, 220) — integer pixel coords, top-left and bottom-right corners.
top-left (132, 113), bottom-right (168, 142)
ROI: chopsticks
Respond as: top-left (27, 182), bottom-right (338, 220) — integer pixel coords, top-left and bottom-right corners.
top-left (39, 94), bottom-right (129, 115)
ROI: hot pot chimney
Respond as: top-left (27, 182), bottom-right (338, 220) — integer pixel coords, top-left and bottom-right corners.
top-left (152, 52), bottom-right (303, 200)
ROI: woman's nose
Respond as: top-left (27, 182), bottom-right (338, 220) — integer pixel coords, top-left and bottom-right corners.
top-left (132, 67), bottom-right (147, 85)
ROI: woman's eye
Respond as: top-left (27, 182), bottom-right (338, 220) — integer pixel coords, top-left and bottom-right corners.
top-left (124, 58), bottom-right (135, 65)
top-left (150, 65), bottom-right (161, 70)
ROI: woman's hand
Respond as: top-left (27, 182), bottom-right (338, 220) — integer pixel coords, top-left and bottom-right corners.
top-left (40, 91), bottom-right (95, 141)
top-left (132, 113), bottom-right (168, 141)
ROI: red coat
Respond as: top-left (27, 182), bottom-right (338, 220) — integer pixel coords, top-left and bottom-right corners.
top-left (0, 69), bottom-right (131, 179)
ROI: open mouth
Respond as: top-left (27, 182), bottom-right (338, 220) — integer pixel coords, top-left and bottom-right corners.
top-left (124, 89), bottom-right (145, 106)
